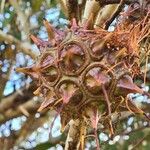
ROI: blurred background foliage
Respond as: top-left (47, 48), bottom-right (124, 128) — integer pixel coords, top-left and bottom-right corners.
top-left (0, 0), bottom-right (149, 150)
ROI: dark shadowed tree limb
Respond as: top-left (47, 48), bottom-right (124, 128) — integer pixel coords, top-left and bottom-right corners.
top-left (0, 83), bottom-right (36, 113)
top-left (0, 83), bottom-right (40, 124)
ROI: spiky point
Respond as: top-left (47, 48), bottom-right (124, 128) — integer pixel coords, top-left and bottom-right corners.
top-left (16, 17), bottom-right (150, 149)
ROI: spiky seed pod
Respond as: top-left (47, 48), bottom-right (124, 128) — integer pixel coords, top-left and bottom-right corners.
top-left (16, 15), bottom-right (150, 149)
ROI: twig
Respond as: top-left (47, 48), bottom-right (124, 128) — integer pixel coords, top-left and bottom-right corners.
top-left (102, 85), bottom-right (114, 136)
top-left (102, 85), bottom-right (111, 115)
top-left (0, 98), bottom-right (41, 124)
top-left (101, 125), bottom-right (150, 146)
top-left (94, 129), bottom-right (100, 150)
top-left (131, 134), bottom-right (149, 150)
top-left (0, 30), bottom-right (37, 59)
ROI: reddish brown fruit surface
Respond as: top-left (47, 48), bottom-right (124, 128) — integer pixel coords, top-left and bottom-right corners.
top-left (16, 17), bottom-right (150, 146)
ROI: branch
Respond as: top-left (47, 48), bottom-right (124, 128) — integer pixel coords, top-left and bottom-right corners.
top-left (0, 98), bottom-right (41, 124)
top-left (0, 113), bottom-right (48, 149)
top-left (131, 134), bottom-right (149, 150)
top-left (0, 30), bottom-right (37, 59)
top-left (9, 0), bottom-right (30, 41)
top-left (101, 125), bottom-right (150, 147)
top-left (27, 134), bottom-right (66, 150)
top-left (15, 113), bottom-right (48, 146)
top-left (0, 83), bottom-right (36, 113)
top-left (0, 60), bottom-right (14, 101)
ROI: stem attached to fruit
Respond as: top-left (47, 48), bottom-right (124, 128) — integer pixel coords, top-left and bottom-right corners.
top-left (65, 119), bottom-right (84, 150)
